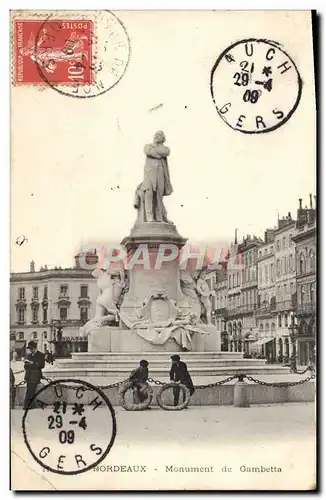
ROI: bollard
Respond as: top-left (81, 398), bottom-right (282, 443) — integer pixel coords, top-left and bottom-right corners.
top-left (233, 374), bottom-right (250, 408)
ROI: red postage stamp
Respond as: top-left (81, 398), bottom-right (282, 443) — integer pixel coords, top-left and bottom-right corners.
top-left (13, 19), bottom-right (93, 84)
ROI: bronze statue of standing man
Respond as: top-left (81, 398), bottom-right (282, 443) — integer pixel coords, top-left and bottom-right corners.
top-left (134, 131), bottom-right (173, 223)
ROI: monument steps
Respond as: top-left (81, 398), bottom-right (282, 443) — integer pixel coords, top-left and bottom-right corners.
top-left (70, 351), bottom-right (245, 360)
top-left (55, 358), bottom-right (269, 369)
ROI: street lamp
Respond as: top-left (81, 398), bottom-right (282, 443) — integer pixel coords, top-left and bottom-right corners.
top-left (288, 311), bottom-right (298, 371)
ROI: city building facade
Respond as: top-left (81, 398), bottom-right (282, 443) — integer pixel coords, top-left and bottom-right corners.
top-left (10, 253), bottom-right (98, 358)
top-left (292, 196), bottom-right (316, 365)
top-left (210, 194), bottom-right (316, 366)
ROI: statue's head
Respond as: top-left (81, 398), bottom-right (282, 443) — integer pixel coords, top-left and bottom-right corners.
top-left (153, 130), bottom-right (166, 144)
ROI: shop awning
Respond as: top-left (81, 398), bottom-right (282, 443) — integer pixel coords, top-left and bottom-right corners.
top-left (14, 341), bottom-right (26, 349)
top-left (251, 337), bottom-right (274, 348)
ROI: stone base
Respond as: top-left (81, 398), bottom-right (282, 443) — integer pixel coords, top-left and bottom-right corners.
top-left (88, 325), bottom-right (220, 353)
top-left (88, 326), bottom-right (182, 353)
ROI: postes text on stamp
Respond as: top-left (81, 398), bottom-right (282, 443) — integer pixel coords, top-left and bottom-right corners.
top-left (22, 379), bottom-right (117, 475)
top-left (210, 38), bottom-right (302, 134)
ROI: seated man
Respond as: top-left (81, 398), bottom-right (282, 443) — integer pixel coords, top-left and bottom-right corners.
top-left (129, 360), bottom-right (149, 405)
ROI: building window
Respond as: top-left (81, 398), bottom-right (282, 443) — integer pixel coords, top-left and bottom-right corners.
top-left (43, 331), bottom-right (47, 339)
top-left (265, 265), bottom-right (268, 282)
top-left (80, 285), bottom-right (88, 298)
top-left (32, 331), bottom-right (38, 339)
top-left (80, 307), bottom-right (88, 324)
top-left (60, 285), bottom-right (68, 296)
top-left (276, 260), bottom-right (280, 276)
top-left (32, 306), bottom-right (38, 323)
top-left (32, 286), bottom-right (38, 299)
top-left (289, 234), bottom-right (293, 246)
top-left (310, 283), bottom-right (315, 304)
top-left (270, 263), bottom-right (274, 282)
top-left (228, 275), bottom-right (231, 288)
top-left (309, 251), bottom-right (316, 272)
top-left (18, 332), bottom-right (24, 340)
top-left (259, 251), bottom-right (262, 258)
top-left (17, 308), bottom-right (25, 323)
top-left (278, 314), bottom-right (282, 327)
top-left (299, 253), bottom-right (306, 275)
top-left (258, 267), bottom-right (262, 285)
top-left (44, 286), bottom-right (48, 299)
top-left (288, 255), bottom-right (293, 272)
top-left (276, 240), bottom-right (280, 252)
top-left (60, 307), bottom-right (68, 321)
top-left (44, 343), bottom-right (47, 351)
top-left (43, 308), bottom-right (48, 323)
top-left (233, 274), bottom-right (236, 287)
top-left (282, 256), bottom-right (286, 274)
top-left (300, 285), bottom-right (305, 305)
top-left (284, 314), bottom-right (288, 327)
top-left (237, 272), bottom-right (240, 286)
top-left (18, 287), bottom-right (25, 299)
top-left (283, 236), bottom-right (286, 249)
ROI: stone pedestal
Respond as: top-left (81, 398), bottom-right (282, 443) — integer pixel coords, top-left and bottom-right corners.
top-left (120, 221), bottom-right (188, 318)
top-left (87, 221), bottom-right (220, 354)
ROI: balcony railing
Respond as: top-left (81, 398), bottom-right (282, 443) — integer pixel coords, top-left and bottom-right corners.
top-left (52, 319), bottom-right (82, 326)
top-left (276, 300), bottom-right (293, 312)
top-left (214, 307), bottom-right (227, 317)
top-left (297, 302), bottom-right (316, 315)
top-left (238, 304), bottom-right (257, 314)
top-left (58, 293), bottom-right (70, 300)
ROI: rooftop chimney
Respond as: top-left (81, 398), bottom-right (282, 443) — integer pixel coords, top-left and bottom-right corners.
top-left (234, 228), bottom-right (238, 245)
top-left (299, 198), bottom-right (302, 209)
top-left (30, 260), bottom-right (35, 273)
top-left (288, 212), bottom-right (291, 219)
top-left (309, 194), bottom-right (313, 208)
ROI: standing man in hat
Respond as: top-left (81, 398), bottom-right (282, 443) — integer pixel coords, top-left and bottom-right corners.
top-left (170, 355), bottom-right (195, 406)
top-left (128, 360), bottom-right (150, 406)
top-left (23, 341), bottom-right (45, 410)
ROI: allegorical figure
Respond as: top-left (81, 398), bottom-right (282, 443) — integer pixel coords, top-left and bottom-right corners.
top-left (196, 270), bottom-right (216, 324)
top-left (135, 130), bottom-right (173, 223)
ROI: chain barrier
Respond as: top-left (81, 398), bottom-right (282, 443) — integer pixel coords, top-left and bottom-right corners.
top-left (195, 375), bottom-right (237, 389)
top-left (245, 373), bottom-right (316, 387)
top-left (290, 365), bottom-right (315, 375)
top-left (13, 371), bottom-right (316, 390)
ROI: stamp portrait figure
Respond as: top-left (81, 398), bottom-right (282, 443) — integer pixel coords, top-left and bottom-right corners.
top-left (135, 130), bottom-right (173, 223)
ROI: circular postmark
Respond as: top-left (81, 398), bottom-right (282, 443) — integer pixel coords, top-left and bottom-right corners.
top-left (34, 10), bottom-right (130, 98)
top-left (210, 38), bottom-right (302, 134)
top-left (22, 379), bottom-right (117, 475)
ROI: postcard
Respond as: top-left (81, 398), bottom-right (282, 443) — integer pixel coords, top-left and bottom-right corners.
top-left (10, 9), bottom-right (316, 491)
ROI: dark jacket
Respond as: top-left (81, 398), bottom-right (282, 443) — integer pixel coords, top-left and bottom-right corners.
top-left (170, 361), bottom-right (194, 390)
top-left (10, 368), bottom-right (15, 387)
top-left (129, 366), bottom-right (148, 384)
top-left (24, 350), bottom-right (45, 383)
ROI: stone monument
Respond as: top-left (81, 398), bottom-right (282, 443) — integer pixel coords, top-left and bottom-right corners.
top-left (85, 131), bottom-right (220, 353)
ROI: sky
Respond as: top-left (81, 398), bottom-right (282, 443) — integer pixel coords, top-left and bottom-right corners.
top-left (11, 10), bottom-right (316, 273)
